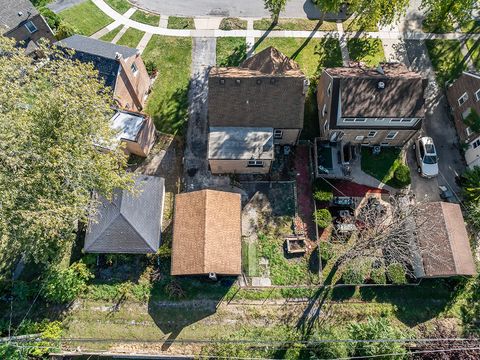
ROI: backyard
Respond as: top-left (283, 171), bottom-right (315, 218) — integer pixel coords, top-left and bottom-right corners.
top-left (142, 36), bottom-right (192, 135)
top-left (361, 147), bottom-right (411, 188)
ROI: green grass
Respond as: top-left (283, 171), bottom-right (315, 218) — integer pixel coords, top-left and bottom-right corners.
top-left (216, 37), bottom-right (246, 67)
top-left (342, 18), bottom-right (379, 32)
top-left (116, 27), bottom-right (144, 48)
top-left (167, 16), bottom-right (195, 29)
top-left (253, 18), bottom-right (337, 31)
top-left (58, 0), bottom-right (113, 36)
top-left (104, 0), bottom-right (130, 14)
top-left (426, 39), bottom-right (467, 85)
top-left (461, 19), bottom-right (480, 34)
top-left (99, 26), bottom-right (122, 42)
top-left (422, 14), bottom-right (455, 34)
top-left (361, 147), bottom-right (410, 188)
top-left (466, 39), bottom-right (480, 70)
top-left (130, 9), bottom-right (160, 26)
top-left (253, 36), bottom-right (342, 140)
top-left (143, 36), bottom-right (192, 135)
top-left (219, 18), bottom-right (247, 30)
top-left (347, 37), bottom-right (385, 67)
top-left (242, 241), bottom-right (258, 277)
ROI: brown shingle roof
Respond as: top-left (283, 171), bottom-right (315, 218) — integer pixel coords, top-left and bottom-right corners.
top-left (326, 63), bottom-right (426, 118)
top-left (416, 202), bottom-right (476, 277)
top-left (208, 47), bottom-right (306, 129)
top-left (171, 190), bottom-right (242, 276)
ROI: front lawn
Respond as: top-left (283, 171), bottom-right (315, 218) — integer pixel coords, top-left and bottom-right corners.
top-left (116, 27), bottom-right (144, 48)
top-left (143, 36), bottom-right (192, 135)
top-left (216, 37), bottom-right (246, 67)
top-left (104, 0), bottom-right (130, 14)
top-left (342, 17), bottom-right (379, 32)
top-left (253, 18), bottom-right (337, 31)
top-left (361, 147), bottom-right (411, 188)
top-left (467, 39), bottom-right (480, 70)
top-left (59, 0), bottom-right (113, 36)
top-left (422, 14), bottom-right (455, 34)
top-left (99, 26), bottom-right (122, 42)
top-left (167, 16), bottom-right (195, 29)
top-left (254, 36), bottom-right (342, 140)
top-left (461, 19), bottom-right (480, 34)
top-left (426, 39), bottom-right (466, 85)
top-left (347, 37), bottom-right (385, 67)
top-left (130, 9), bottom-right (160, 26)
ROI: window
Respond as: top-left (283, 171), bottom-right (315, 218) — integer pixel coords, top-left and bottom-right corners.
top-left (130, 63), bottom-right (138, 76)
top-left (24, 21), bottom-right (37, 33)
top-left (355, 135), bottom-right (365, 141)
top-left (386, 131), bottom-right (398, 140)
top-left (401, 118), bottom-right (413, 123)
top-left (327, 82), bottom-right (332, 96)
top-left (390, 118), bottom-right (401, 123)
top-left (367, 131), bottom-right (377, 138)
top-left (462, 108), bottom-right (472, 120)
top-left (322, 104), bottom-right (327, 117)
top-left (354, 118), bottom-right (367, 122)
top-left (247, 160), bottom-right (264, 167)
top-left (274, 129), bottom-right (283, 139)
top-left (380, 142), bottom-right (390, 146)
top-left (324, 121), bottom-right (329, 132)
top-left (473, 138), bottom-right (480, 149)
top-left (343, 118), bottom-right (355, 122)
top-left (375, 118), bottom-right (385, 121)
top-left (475, 89), bottom-right (480, 102)
top-left (458, 92), bottom-right (468, 106)
top-left (466, 127), bottom-right (473, 136)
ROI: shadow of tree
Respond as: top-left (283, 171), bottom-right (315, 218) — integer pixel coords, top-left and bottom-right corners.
top-left (218, 42), bottom-right (247, 67)
top-left (347, 36), bottom-right (381, 63)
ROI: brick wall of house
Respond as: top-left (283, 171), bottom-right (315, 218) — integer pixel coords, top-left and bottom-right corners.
top-left (274, 128), bottom-right (301, 145)
top-left (114, 54), bottom-right (150, 112)
top-left (5, 14), bottom-right (55, 45)
top-left (209, 159), bottom-right (272, 174)
top-left (316, 71), bottom-right (334, 139)
top-left (337, 128), bottom-right (418, 147)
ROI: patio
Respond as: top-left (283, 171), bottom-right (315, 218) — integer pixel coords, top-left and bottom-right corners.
top-left (314, 139), bottom-right (354, 179)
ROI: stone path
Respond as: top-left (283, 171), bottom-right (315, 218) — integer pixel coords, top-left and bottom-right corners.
top-left (111, 25), bottom-right (129, 44)
top-left (137, 32), bottom-right (153, 53)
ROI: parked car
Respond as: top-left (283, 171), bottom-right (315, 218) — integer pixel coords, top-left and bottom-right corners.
top-left (413, 136), bottom-right (439, 178)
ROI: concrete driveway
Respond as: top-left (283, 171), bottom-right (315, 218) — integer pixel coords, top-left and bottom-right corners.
top-left (405, 40), bottom-right (465, 203)
top-left (130, 0), bottom-right (324, 18)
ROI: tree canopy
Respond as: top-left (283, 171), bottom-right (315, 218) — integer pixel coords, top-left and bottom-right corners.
top-left (264, 0), bottom-right (288, 23)
top-left (0, 36), bottom-right (133, 274)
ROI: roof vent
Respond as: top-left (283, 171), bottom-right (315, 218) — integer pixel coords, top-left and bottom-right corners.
top-left (18, 11), bottom-right (23, 16)
top-left (256, 79), bottom-right (262, 85)
top-left (208, 272), bottom-right (217, 281)
top-left (377, 81), bottom-right (385, 90)
top-left (115, 52), bottom-right (122, 60)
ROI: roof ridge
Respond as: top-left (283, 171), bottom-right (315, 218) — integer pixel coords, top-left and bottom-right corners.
top-left (440, 202), bottom-right (462, 273)
top-left (121, 212), bottom-right (157, 252)
top-left (84, 205), bottom-right (121, 251)
top-left (202, 190), bottom-right (209, 273)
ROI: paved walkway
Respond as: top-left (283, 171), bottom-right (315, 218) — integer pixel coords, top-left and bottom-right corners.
top-left (92, 0), bottom-right (480, 40)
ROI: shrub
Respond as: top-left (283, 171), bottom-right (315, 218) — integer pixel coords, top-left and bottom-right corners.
top-left (394, 164), bottom-right (411, 187)
top-left (314, 209), bottom-right (332, 229)
top-left (42, 262), bottom-right (93, 303)
top-left (342, 262), bottom-right (370, 284)
top-left (39, 7), bottom-right (61, 30)
top-left (314, 189), bottom-right (334, 202)
top-left (370, 266), bottom-right (387, 284)
top-left (145, 59), bottom-right (158, 77)
top-left (309, 327), bottom-right (350, 359)
top-left (55, 21), bottom-right (77, 40)
top-left (12, 281), bottom-right (34, 302)
top-left (320, 241), bottom-right (334, 263)
top-left (348, 317), bottom-right (407, 358)
top-left (387, 263), bottom-right (407, 284)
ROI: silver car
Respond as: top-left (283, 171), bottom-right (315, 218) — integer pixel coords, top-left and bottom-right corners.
top-left (413, 136), bottom-right (439, 178)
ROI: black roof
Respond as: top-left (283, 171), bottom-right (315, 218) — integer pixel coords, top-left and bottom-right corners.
top-left (0, 0), bottom-right (38, 32)
top-left (55, 35), bottom-right (138, 89)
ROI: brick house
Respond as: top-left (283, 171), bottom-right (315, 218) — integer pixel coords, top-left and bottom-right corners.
top-left (446, 71), bottom-right (480, 169)
top-left (207, 46), bottom-right (308, 174)
top-left (0, 0), bottom-right (55, 54)
top-left (56, 35), bottom-right (151, 113)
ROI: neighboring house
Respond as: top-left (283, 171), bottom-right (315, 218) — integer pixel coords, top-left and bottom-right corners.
top-left (84, 175), bottom-right (165, 254)
top-left (315, 63), bottom-right (426, 178)
top-left (446, 71), bottom-right (480, 169)
top-left (414, 202), bottom-right (476, 278)
top-left (110, 110), bottom-right (156, 157)
top-left (207, 46), bottom-right (308, 174)
top-left (56, 35), bottom-right (151, 112)
top-left (0, 0), bottom-right (55, 54)
top-left (171, 190), bottom-right (241, 277)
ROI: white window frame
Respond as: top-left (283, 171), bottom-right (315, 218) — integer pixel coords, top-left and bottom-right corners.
top-left (466, 127), bottom-right (473, 136)
top-left (367, 131), bottom-right (377, 138)
top-left (390, 118), bottom-right (402, 123)
top-left (273, 129), bottom-right (283, 139)
top-left (355, 135), bottom-right (365, 141)
top-left (380, 142), bottom-right (390, 146)
top-left (473, 138), bottom-right (480, 149)
top-left (458, 92), bottom-right (468, 106)
top-left (354, 118), bottom-right (367, 122)
top-left (327, 82), bottom-right (332, 96)
top-left (247, 160), bottom-right (264, 168)
top-left (386, 131), bottom-right (398, 140)
top-left (324, 121), bottom-right (329, 132)
top-left (130, 63), bottom-right (138, 76)
top-left (322, 104), bottom-right (327, 117)
top-left (475, 89), bottom-right (480, 102)
top-left (24, 21), bottom-right (37, 34)
top-left (343, 118), bottom-right (355, 122)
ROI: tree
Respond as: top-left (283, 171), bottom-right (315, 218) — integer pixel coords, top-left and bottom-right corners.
top-left (461, 166), bottom-right (480, 203)
top-left (314, 0), bottom-right (409, 28)
top-left (421, 0), bottom-right (478, 33)
top-left (42, 262), bottom-right (93, 303)
top-left (0, 36), bottom-right (133, 275)
top-left (264, 0), bottom-right (288, 24)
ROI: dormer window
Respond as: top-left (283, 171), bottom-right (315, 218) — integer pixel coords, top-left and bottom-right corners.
top-left (24, 21), bottom-right (37, 34)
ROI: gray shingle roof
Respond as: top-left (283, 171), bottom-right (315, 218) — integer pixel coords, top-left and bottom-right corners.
top-left (84, 175), bottom-right (165, 254)
top-left (0, 0), bottom-right (38, 32)
top-left (55, 35), bottom-right (138, 89)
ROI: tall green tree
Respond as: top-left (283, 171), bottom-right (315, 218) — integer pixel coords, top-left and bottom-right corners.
top-left (315, 0), bottom-right (409, 28)
top-left (264, 0), bottom-right (288, 24)
top-left (421, 0), bottom-right (478, 33)
top-left (462, 166), bottom-right (480, 203)
top-left (0, 36), bottom-right (133, 274)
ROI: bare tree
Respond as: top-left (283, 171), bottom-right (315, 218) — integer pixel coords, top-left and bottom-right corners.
top-left (331, 195), bottom-right (447, 278)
